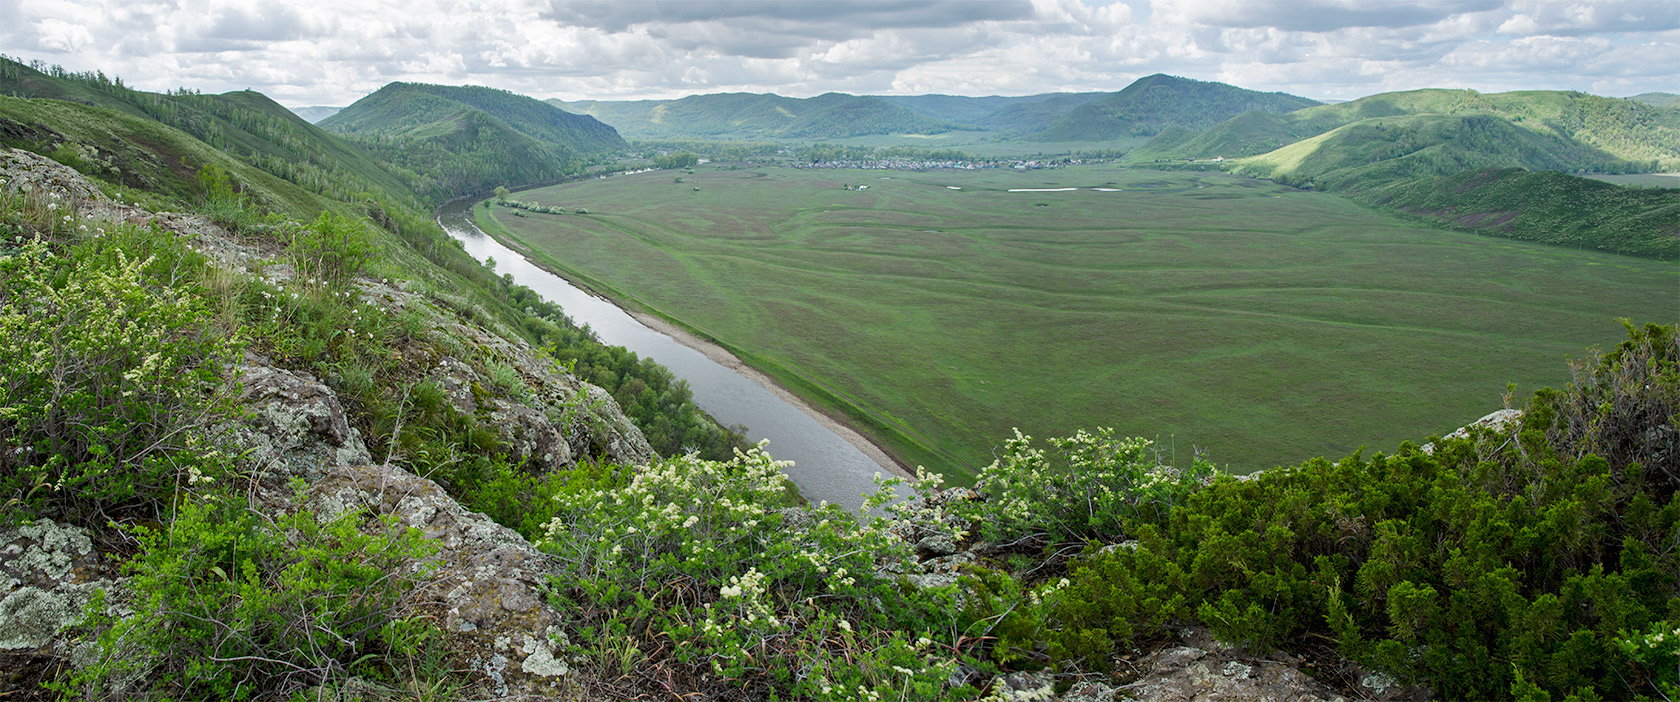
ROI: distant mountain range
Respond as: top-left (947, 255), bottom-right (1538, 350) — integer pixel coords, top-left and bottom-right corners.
top-left (1628, 92), bottom-right (1679, 108)
top-left (291, 105), bottom-right (342, 123)
top-left (3, 53), bottom-right (1672, 258)
top-left (551, 75), bottom-right (1320, 142)
top-left (550, 92), bottom-right (966, 140)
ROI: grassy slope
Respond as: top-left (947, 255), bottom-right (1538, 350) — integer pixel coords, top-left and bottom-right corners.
top-left (1033, 74), bottom-right (1320, 142)
top-left (476, 164), bottom-right (1677, 480)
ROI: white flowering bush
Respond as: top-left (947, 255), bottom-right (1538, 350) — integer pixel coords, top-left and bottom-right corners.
top-left (539, 444), bottom-right (983, 700)
top-left (0, 228), bottom-right (240, 517)
top-left (1617, 621), bottom-right (1679, 699)
top-left (958, 427), bottom-right (1215, 545)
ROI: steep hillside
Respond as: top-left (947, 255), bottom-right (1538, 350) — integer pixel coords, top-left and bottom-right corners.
top-left (552, 91), bottom-right (960, 140)
top-left (1134, 88), bottom-right (1680, 170)
top-left (1032, 73), bottom-right (1319, 141)
top-left (0, 56), bottom-right (423, 209)
top-left (322, 82), bottom-right (625, 198)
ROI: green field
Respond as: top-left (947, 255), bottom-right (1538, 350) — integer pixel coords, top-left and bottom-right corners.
top-left (477, 165), bottom-right (1677, 479)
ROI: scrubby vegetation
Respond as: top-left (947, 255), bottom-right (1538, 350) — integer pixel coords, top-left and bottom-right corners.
top-left (529, 322), bottom-right (1678, 701)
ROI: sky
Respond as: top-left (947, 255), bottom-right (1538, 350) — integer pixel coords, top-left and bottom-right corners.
top-left (2, 0), bottom-right (1676, 108)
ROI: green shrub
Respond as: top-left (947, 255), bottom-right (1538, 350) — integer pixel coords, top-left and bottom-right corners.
top-left (59, 491), bottom-right (441, 700)
top-left (289, 211), bottom-right (374, 288)
top-left (1003, 323), bottom-right (1680, 698)
top-left (538, 446), bottom-right (979, 700)
top-left (956, 427), bottom-right (1214, 546)
top-left (0, 232), bottom-right (239, 518)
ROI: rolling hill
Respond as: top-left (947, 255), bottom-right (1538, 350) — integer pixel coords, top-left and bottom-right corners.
top-left (1131, 88), bottom-right (1680, 170)
top-left (321, 82), bottom-right (625, 199)
top-left (1031, 73), bottom-right (1320, 142)
top-left (552, 91), bottom-right (960, 140)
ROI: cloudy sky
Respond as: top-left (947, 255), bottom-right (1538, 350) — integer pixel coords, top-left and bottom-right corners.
top-left (2, 0), bottom-right (1675, 108)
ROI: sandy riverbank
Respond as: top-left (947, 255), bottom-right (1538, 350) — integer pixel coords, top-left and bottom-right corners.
top-left (624, 309), bottom-right (916, 481)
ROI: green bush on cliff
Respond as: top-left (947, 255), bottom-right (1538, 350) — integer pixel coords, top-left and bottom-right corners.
top-left (0, 221), bottom-right (239, 520)
top-left (997, 322), bottom-right (1680, 699)
top-left (59, 491), bottom-right (444, 700)
top-left (538, 447), bottom-right (980, 701)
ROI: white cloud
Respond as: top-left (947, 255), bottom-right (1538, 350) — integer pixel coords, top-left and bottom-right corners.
top-left (0, 0), bottom-right (1673, 107)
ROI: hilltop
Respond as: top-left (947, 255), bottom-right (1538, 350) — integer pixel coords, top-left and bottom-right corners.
top-left (1032, 73), bottom-right (1320, 141)
top-left (322, 82), bottom-right (625, 199)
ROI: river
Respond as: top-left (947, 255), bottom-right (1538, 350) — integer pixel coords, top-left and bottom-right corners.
top-left (437, 200), bottom-right (906, 511)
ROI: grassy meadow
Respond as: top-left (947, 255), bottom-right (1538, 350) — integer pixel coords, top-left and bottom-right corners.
top-left (476, 165), bottom-right (1677, 479)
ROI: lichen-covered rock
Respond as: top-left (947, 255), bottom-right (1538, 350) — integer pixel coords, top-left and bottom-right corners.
top-left (1114, 628), bottom-right (1429, 702)
top-left (0, 520), bottom-right (120, 651)
top-left (488, 399), bottom-right (576, 471)
top-left (289, 462), bottom-right (589, 700)
top-left (0, 149), bottom-right (106, 203)
top-left (225, 356), bottom-right (374, 479)
top-left (1422, 408), bottom-right (1522, 455)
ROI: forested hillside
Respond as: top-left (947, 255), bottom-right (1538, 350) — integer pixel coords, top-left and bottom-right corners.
top-left (321, 82), bottom-right (625, 200)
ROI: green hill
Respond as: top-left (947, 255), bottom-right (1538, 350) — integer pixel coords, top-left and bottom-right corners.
top-left (1228, 113), bottom-right (1638, 188)
top-left (552, 91), bottom-right (961, 140)
top-left (322, 82), bottom-right (625, 199)
top-left (1196, 90), bottom-right (1680, 259)
top-left (1032, 74), bottom-right (1319, 142)
top-left (1133, 88), bottom-right (1680, 170)
top-left (1351, 167), bottom-right (1680, 259)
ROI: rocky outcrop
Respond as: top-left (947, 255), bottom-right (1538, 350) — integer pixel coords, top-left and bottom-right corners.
top-left (0, 146), bottom-right (657, 698)
top-left (288, 463), bottom-right (586, 699)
